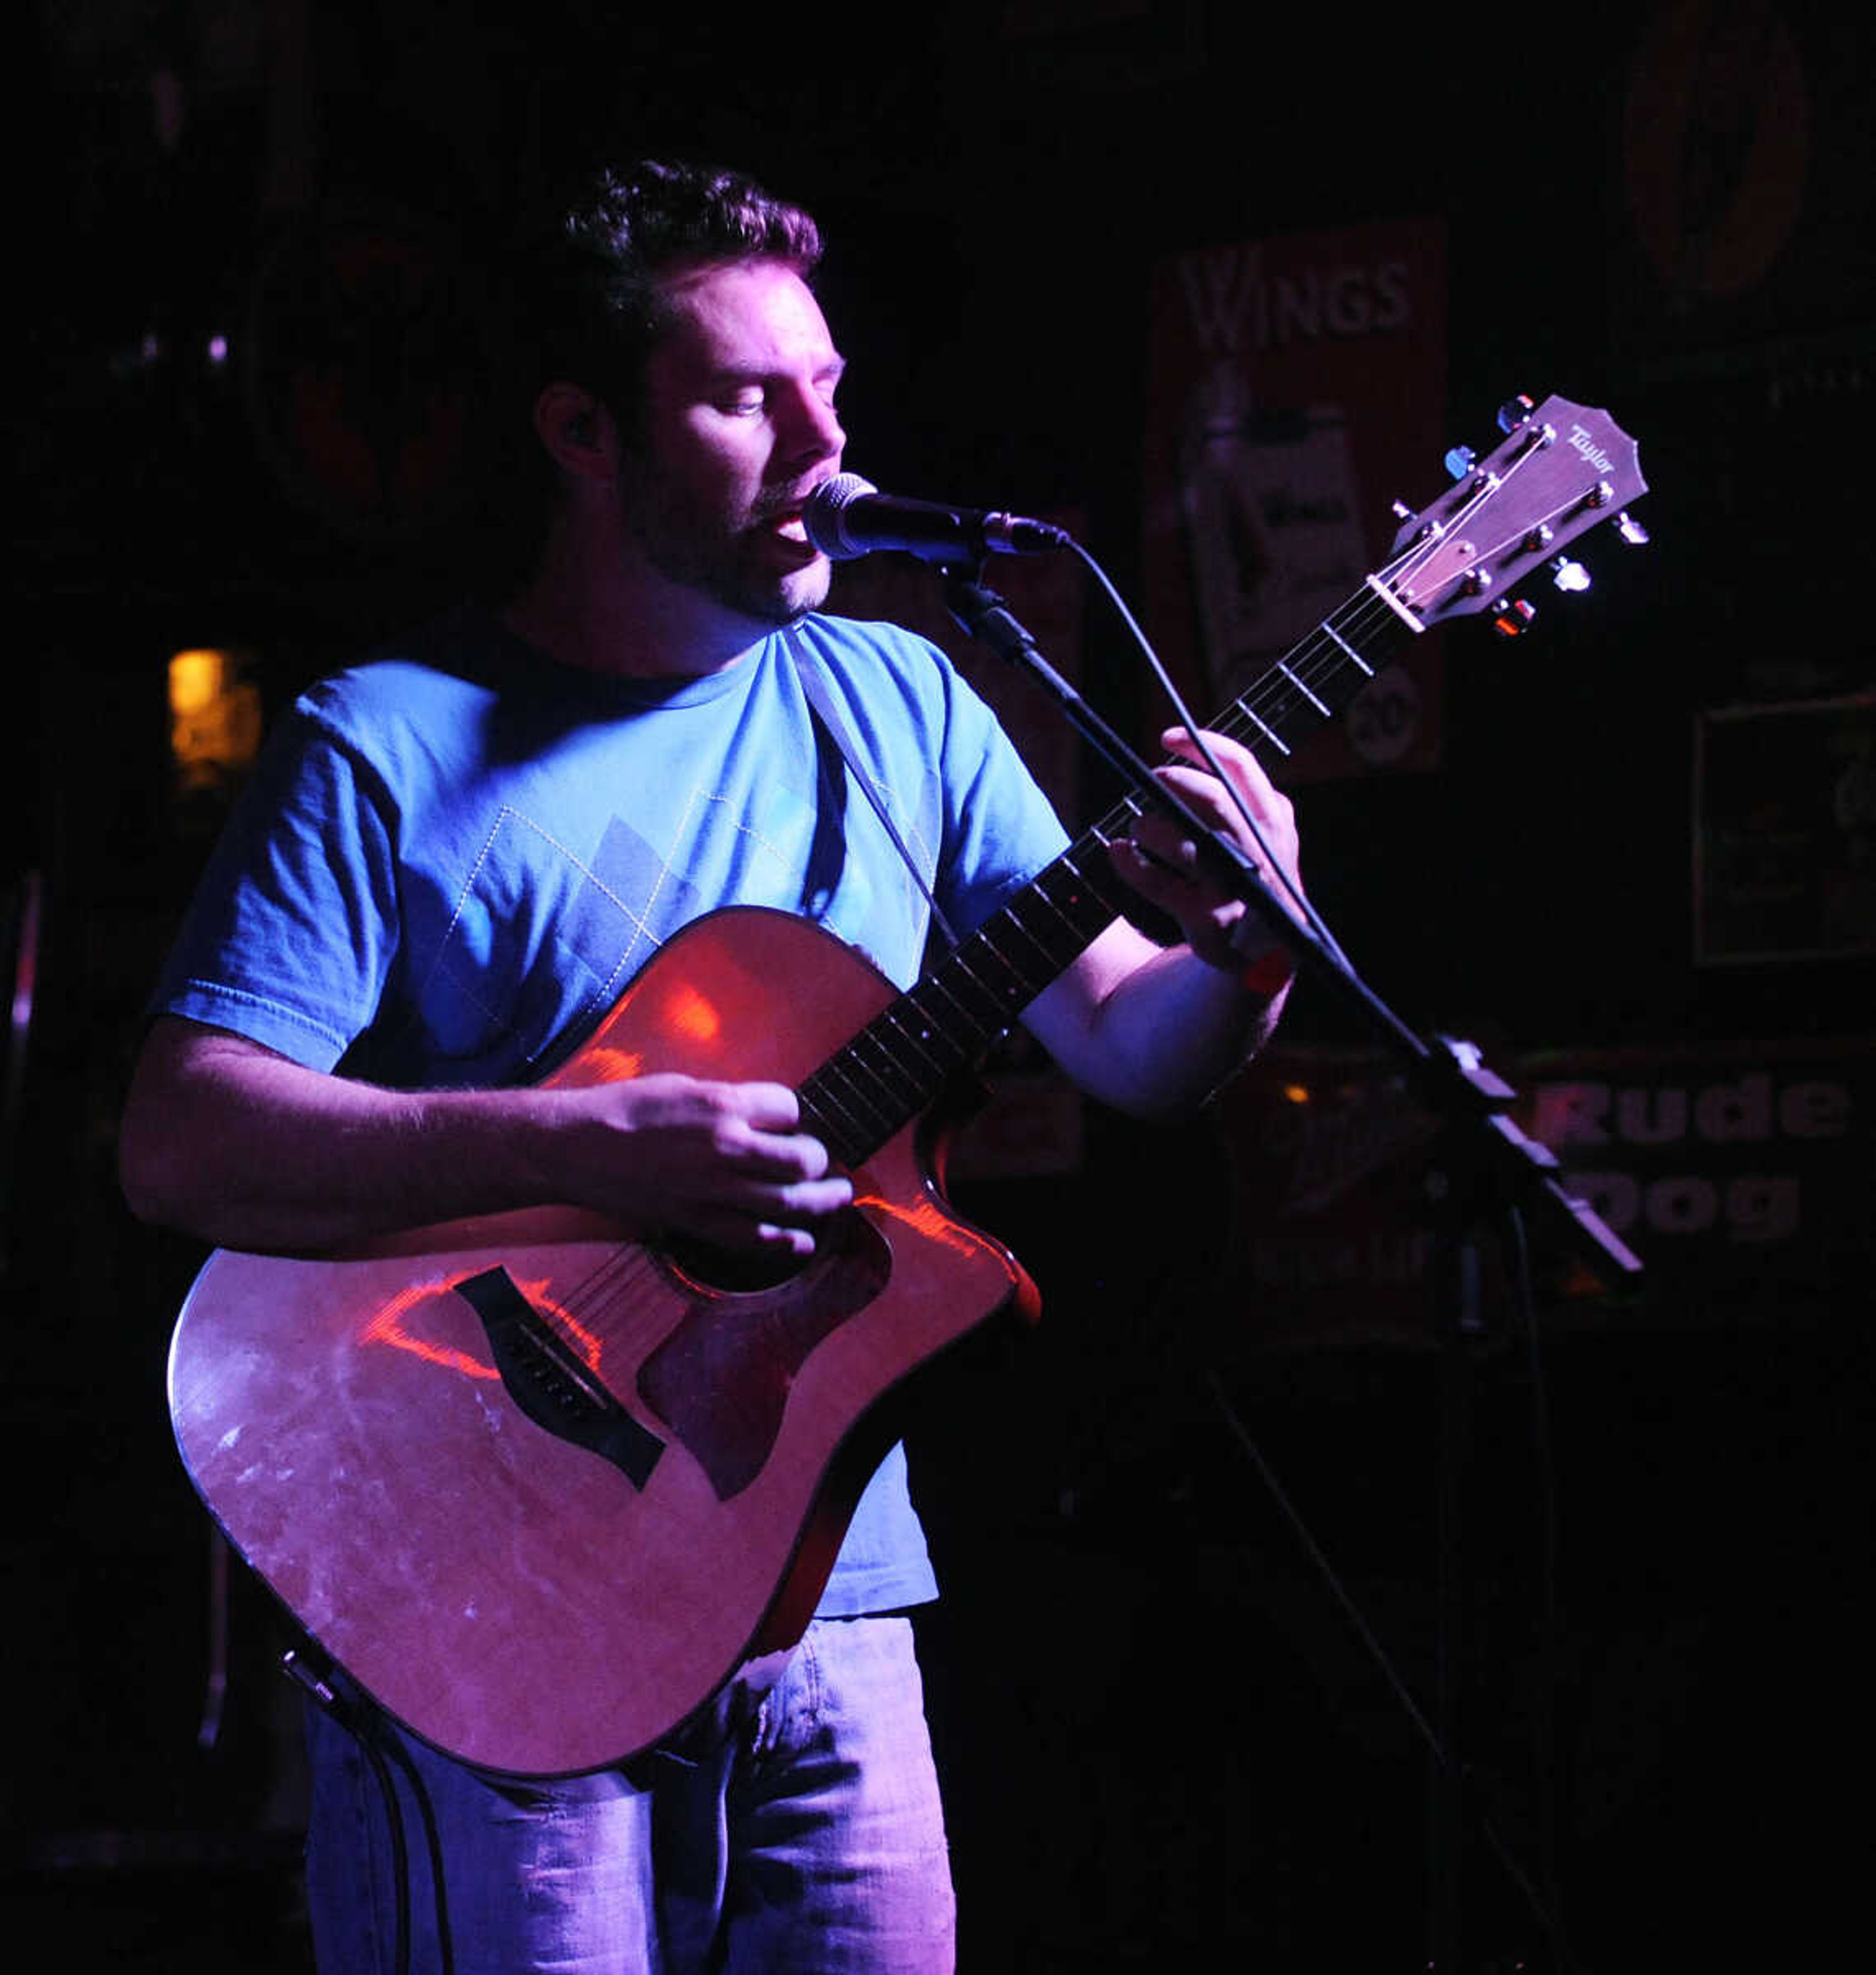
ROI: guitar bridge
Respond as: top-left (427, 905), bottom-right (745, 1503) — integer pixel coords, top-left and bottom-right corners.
top-left (452, 1267), bottom-right (664, 1489)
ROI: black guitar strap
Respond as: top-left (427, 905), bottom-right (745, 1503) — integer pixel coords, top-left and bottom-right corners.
top-left (789, 637), bottom-right (959, 954)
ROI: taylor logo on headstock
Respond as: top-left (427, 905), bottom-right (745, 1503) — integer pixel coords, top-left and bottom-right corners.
top-left (1566, 423), bottom-right (1619, 474)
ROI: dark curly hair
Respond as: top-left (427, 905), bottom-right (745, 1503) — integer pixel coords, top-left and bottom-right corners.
top-left (525, 160), bottom-right (821, 441)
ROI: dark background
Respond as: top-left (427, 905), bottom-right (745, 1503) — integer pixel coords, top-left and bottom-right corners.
top-left (6, 4), bottom-right (1871, 1970)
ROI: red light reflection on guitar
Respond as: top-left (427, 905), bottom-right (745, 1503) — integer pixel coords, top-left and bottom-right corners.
top-left (853, 1186), bottom-right (1004, 1263)
top-left (359, 1278), bottom-right (498, 1380)
top-left (664, 985), bottom-right (722, 1044)
top-left (360, 1272), bottom-right (609, 1379)
top-left (584, 1047), bottom-right (645, 1081)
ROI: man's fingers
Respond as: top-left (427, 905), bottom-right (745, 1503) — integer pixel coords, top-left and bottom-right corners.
top-left (711, 1079), bottom-right (802, 1132)
top-left (694, 1171), bottom-right (855, 1256)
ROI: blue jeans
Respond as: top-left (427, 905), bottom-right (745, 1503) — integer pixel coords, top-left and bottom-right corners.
top-left (304, 1615), bottom-right (955, 1973)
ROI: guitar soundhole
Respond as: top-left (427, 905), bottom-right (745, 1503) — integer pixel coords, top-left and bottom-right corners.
top-left (662, 1238), bottom-right (808, 1296)
top-left (661, 1204), bottom-right (877, 1296)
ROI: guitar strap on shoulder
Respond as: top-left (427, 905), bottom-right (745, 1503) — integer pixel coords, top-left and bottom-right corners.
top-left (789, 637), bottom-right (959, 954)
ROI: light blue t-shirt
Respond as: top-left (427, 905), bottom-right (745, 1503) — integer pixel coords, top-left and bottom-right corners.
top-left (154, 602), bottom-right (1070, 1613)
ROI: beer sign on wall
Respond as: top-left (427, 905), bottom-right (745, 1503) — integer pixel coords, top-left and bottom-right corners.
top-left (1142, 218), bottom-right (1449, 778)
top-left (1207, 1036), bottom-right (1871, 1344)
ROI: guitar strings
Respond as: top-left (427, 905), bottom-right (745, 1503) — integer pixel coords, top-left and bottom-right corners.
top-left (1066, 414), bottom-right (1605, 989)
top-left (808, 445), bottom-right (1557, 1146)
top-left (1214, 415), bottom-right (1596, 768)
top-left (581, 424), bottom-right (1591, 1210)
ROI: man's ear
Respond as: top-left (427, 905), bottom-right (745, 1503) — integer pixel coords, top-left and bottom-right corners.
top-left (532, 384), bottom-right (618, 483)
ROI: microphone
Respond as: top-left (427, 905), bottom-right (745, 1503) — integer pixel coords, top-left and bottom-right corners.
top-left (804, 473), bottom-right (1071, 564)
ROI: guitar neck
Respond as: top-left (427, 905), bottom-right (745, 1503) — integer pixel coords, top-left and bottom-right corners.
top-left (796, 583), bottom-right (1413, 1166)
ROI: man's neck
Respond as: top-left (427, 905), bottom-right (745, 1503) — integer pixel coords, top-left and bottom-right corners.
top-left (500, 528), bottom-right (773, 683)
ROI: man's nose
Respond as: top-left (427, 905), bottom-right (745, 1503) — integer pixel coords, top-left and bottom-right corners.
top-left (780, 386), bottom-right (843, 466)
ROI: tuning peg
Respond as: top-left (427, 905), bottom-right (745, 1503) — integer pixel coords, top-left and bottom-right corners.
top-left (1496, 394), bottom-right (1536, 433)
top-left (1550, 556), bottom-right (1591, 593)
top-left (1616, 510), bottom-right (1650, 546)
top-left (1443, 443), bottom-right (1477, 481)
top-left (1492, 598), bottom-right (1535, 637)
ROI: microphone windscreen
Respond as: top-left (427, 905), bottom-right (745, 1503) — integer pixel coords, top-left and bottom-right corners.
top-left (803, 473), bottom-right (879, 560)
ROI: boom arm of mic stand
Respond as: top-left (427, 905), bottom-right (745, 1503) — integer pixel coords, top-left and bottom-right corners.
top-left (938, 568), bottom-right (1644, 1292)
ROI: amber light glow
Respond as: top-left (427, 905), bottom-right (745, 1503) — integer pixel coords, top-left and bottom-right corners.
top-left (168, 646), bottom-right (262, 792)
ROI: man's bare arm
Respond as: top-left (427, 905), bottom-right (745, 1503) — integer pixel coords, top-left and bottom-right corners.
top-left (1023, 728), bottom-right (1300, 1117)
top-left (119, 1015), bottom-right (851, 1257)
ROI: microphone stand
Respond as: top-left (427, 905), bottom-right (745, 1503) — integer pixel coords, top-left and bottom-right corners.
top-left (941, 567), bottom-right (1641, 1973)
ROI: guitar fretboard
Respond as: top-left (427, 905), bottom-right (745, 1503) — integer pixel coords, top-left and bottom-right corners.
top-left (795, 582), bottom-right (1414, 1168)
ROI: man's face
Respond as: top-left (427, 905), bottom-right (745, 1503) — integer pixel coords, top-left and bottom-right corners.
top-left (617, 257), bottom-right (847, 627)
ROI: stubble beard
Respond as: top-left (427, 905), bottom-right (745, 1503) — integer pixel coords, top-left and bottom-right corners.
top-left (618, 472), bottom-right (830, 629)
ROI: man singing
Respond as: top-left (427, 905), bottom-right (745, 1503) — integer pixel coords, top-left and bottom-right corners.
top-left (121, 159), bottom-right (1301, 1972)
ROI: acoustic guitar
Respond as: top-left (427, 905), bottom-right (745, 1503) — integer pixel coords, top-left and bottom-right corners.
top-left (169, 395), bottom-right (1645, 1776)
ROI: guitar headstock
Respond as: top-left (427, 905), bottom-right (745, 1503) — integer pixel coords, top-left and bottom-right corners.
top-left (1380, 395), bottom-right (1647, 631)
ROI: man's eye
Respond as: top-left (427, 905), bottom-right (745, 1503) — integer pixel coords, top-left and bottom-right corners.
top-left (721, 390), bottom-right (765, 416)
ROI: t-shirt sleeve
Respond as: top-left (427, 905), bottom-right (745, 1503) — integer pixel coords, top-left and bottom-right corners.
top-left (930, 653), bottom-right (1072, 934)
top-left (149, 705), bottom-right (402, 1072)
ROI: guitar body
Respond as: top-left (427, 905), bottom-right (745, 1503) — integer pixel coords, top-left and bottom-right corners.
top-left (168, 908), bottom-right (1034, 1778)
